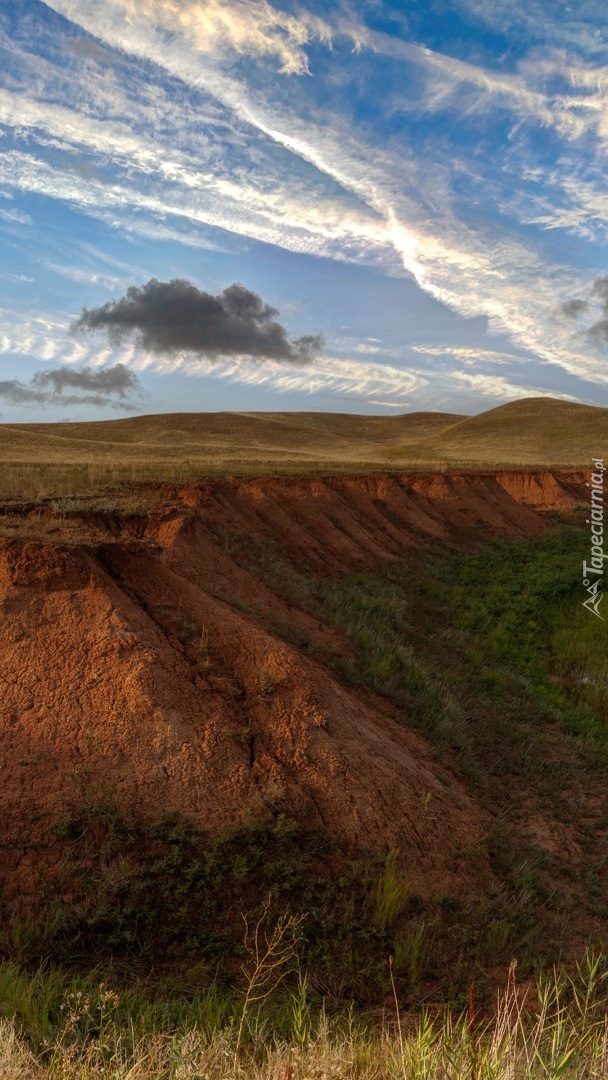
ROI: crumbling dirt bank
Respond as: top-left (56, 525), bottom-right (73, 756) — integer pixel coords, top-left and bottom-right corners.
top-left (0, 470), bottom-right (587, 907)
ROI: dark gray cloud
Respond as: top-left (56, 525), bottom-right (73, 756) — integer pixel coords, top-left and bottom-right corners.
top-left (592, 276), bottom-right (608, 302)
top-left (34, 364), bottom-right (139, 397)
top-left (561, 297), bottom-right (588, 319)
top-left (588, 275), bottom-right (608, 345)
top-left (561, 275), bottom-right (608, 346)
top-left (73, 279), bottom-right (324, 364)
top-left (0, 364), bottom-right (141, 408)
top-left (589, 319), bottom-right (608, 346)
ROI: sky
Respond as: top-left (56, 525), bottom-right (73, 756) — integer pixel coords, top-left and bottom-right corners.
top-left (1, 0), bottom-right (608, 420)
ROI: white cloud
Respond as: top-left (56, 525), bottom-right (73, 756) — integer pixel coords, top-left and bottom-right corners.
top-left (450, 370), bottom-right (578, 400)
top-left (343, 21), bottom-right (556, 126)
top-left (43, 262), bottom-right (130, 290)
top-left (158, 352), bottom-right (427, 404)
top-left (0, 205), bottom-right (32, 225)
top-left (0, 0), bottom-right (600, 409)
top-left (456, 0), bottom-right (608, 55)
top-left (119, 0), bottom-right (333, 75)
top-left (411, 344), bottom-right (531, 366)
top-left (98, 213), bottom-right (231, 251)
top-left (0, 148), bottom-right (391, 268)
top-left (352, 342), bottom-right (383, 354)
top-left (0, 271), bottom-right (34, 283)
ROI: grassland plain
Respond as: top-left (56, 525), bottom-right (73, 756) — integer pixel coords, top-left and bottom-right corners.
top-left (0, 412), bottom-right (606, 1075)
top-left (0, 398), bottom-right (607, 501)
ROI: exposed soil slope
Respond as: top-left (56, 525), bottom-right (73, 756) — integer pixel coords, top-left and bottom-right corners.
top-left (0, 469), bottom-right (588, 910)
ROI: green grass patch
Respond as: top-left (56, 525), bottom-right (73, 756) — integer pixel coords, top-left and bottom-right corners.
top-left (4, 950), bottom-right (608, 1077)
top-left (431, 525), bottom-right (608, 748)
top-left (314, 523), bottom-right (607, 761)
top-left (4, 814), bottom-right (428, 1006)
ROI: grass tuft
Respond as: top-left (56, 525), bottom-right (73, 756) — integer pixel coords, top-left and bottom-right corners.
top-left (373, 852), bottom-right (410, 933)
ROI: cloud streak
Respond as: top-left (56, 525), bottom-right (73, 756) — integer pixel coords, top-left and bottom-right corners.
top-left (122, 0), bottom-right (333, 75)
top-left (175, 352), bottom-right (427, 404)
top-left (449, 371), bottom-right (578, 401)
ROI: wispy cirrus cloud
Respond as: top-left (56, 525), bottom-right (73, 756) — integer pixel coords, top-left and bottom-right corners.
top-left (0, 146), bottom-right (392, 269)
top-left (119, 0), bottom-right (333, 75)
top-left (456, 0), bottom-right (608, 54)
top-left (449, 370), bottom-right (578, 401)
top-left (0, 205), bottom-right (32, 225)
top-left (410, 344), bottom-right (541, 367)
top-left (31, 0), bottom-right (608, 396)
top-left (173, 352), bottom-right (426, 404)
top-left (0, 0), bottom-right (606, 413)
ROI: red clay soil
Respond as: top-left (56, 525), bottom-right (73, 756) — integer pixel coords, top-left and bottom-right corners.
top-left (0, 470), bottom-right (587, 908)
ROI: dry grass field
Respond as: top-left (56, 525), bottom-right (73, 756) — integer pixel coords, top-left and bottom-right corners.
top-left (384, 397), bottom-right (608, 468)
top-left (0, 397), bottom-right (605, 499)
top-left (0, 409), bottom-right (461, 497)
top-left (0, 409), bottom-right (461, 469)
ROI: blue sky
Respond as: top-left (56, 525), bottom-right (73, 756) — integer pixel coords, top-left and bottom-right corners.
top-left (1, 0), bottom-right (608, 420)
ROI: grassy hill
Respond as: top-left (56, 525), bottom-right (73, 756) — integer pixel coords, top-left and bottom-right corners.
top-left (385, 397), bottom-right (608, 467)
top-left (0, 409), bottom-right (462, 466)
top-left (0, 397), bottom-right (604, 499)
top-left (0, 410), bottom-right (462, 496)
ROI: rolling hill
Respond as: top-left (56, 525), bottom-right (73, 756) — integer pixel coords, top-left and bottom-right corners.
top-left (0, 409), bottom-right (463, 468)
top-left (0, 398), bottom-right (605, 501)
top-left (385, 397), bottom-right (608, 467)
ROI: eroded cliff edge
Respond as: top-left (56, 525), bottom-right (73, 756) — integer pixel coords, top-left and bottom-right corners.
top-left (0, 470), bottom-right (587, 909)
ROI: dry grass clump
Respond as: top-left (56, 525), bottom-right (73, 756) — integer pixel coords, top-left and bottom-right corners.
top-left (0, 462), bottom-right (202, 502)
